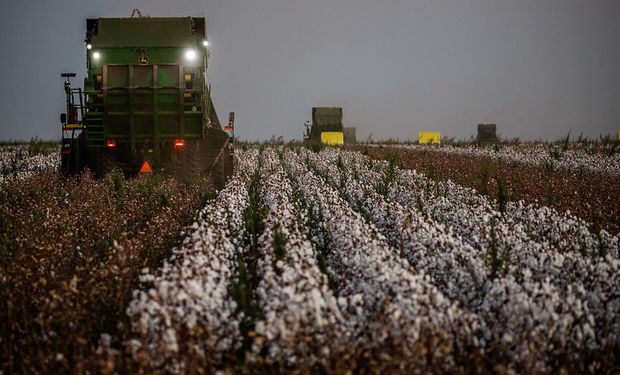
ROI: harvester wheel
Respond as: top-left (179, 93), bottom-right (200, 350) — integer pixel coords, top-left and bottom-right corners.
top-left (61, 150), bottom-right (70, 175)
top-left (61, 132), bottom-right (88, 176)
top-left (76, 132), bottom-right (88, 171)
top-left (95, 148), bottom-right (114, 177)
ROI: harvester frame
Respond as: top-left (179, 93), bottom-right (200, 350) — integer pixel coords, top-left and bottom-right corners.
top-left (60, 16), bottom-right (234, 184)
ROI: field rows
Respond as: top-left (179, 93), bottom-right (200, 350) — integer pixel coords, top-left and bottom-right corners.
top-left (354, 143), bottom-right (620, 235)
top-left (377, 143), bottom-right (620, 177)
top-left (125, 146), bottom-right (619, 373)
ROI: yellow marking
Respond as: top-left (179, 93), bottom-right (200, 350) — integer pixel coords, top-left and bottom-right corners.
top-left (418, 131), bottom-right (441, 144)
top-left (65, 124), bottom-right (83, 129)
top-left (321, 132), bottom-right (344, 145)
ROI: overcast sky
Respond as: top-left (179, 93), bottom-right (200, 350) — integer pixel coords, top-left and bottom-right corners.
top-left (0, 0), bottom-right (618, 141)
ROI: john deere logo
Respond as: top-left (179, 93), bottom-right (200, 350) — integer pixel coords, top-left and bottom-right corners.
top-left (139, 49), bottom-right (149, 64)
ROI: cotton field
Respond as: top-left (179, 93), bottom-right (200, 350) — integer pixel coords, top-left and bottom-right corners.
top-left (0, 143), bottom-right (59, 183)
top-left (1, 144), bottom-right (618, 374)
top-left (125, 146), bottom-right (618, 373)
top-left (381, 143), bottom-right (620, 177)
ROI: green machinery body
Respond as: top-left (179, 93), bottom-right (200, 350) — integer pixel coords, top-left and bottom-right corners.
top-left (306, 107), bottom-right (343, 141)
top-left (304, 107), bottom-right (356, 144)
top-left (61, 16), bottom-right (233, 182)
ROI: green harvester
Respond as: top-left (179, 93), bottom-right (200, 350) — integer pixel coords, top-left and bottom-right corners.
top-left (60, 16), bottom-right (234, 184)
top-left (303, 107), bottom-right (356, 145)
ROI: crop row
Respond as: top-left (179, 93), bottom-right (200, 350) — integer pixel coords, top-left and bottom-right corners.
top-left (373, 143), bottom-right (620, 177)
top-left (302, 148), bottom-right (618, 366)
top-left (124, 146), bottom-right (618, 373)
top-left (354, 144), bottom-right (620, 234)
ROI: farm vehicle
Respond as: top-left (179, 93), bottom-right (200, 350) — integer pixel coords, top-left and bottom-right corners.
top-left (60, 16), bottom-right (234, 184)
top-left (304, 107), bottom-right (356, 145)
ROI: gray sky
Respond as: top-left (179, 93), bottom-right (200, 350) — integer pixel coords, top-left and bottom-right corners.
top-left (1, 0), bottom-right (618, 141)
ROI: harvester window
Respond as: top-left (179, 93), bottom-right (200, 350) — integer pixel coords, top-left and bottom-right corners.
top-left (184, 73), bottom-right (193, 90)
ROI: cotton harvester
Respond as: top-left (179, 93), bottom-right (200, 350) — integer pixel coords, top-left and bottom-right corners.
top-left (303, 107), bottom-right (356, 145)
top-left (60, 15), bottom-right (234, 184)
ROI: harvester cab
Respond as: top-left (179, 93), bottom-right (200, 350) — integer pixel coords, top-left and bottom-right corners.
top-left (60, 73), bottom-right (87, 175)
top-left (59, 16), bottom-right (234, 186)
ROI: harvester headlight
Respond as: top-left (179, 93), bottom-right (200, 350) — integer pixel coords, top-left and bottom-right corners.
top-left (92, 51), bottom-right (101, 60)
top-left (86, 43), bottom-right (92, 50)
top-left (203, 40), bottom-right (209, 47)
top-left (184, 49), bottom-right (197, 61)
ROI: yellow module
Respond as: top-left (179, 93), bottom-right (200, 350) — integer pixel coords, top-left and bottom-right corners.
top-left (321, 132), bottom-right (344, 145)
top-left (418, 131), bottom-right (441, 144)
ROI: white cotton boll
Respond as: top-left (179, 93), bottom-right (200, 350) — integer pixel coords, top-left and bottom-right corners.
top-left (163, 328), bottom-right (178, 353)
top-left (186, 279), bottom-right (204, 297)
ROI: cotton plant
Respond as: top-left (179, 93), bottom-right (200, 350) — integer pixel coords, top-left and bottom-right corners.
top-left (346, 149), bottom-right (618, 346)
top-left (126, 169), bottom-right (252, 371)
top-left (249, 153), bottom-right (350, 369)
top-left (284, 149), bottom-right (483, 373)
top-left (122, 145), bottom-right (616, 373)
top-left (0, 144), bottom-right (60, 183)
top-left (305, 148), bottom-right (598, 371)
top-left (386, 156), bottom-right (618, 350)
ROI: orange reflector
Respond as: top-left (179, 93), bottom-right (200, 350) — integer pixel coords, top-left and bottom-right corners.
top-left (224, 125), bottom-right (233, 132)
top-left (106, 139), bottom-right (116, 148)
top-left (139, 161), bottom-right (153, 174)
top-left (174, 139), bottom-right (185, 149)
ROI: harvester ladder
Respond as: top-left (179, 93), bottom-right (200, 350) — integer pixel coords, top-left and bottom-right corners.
top-left (85, 112), bottom-right (104, 146)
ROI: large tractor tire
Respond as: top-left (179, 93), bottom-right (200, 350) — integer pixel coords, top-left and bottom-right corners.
top-left (61, 132), bottom-right (88, 176)
top-left (95, 147), bottom-right (115, 178)
top-left (61, 149), bottom-right (71, 175)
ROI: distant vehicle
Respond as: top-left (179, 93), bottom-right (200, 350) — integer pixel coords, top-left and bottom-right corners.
top-left (477, 124), bottom-right (498, 143)
top-left (304, 107), bottom-right (356, 145)
top-left (60, 15), bottom-right (233, 184)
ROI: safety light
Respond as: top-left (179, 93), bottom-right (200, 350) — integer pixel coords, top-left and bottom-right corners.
top-left (203, 40), bottom-right (209, 47)
top-left (174, 139), bottom-right (185, 150)
top-left (105, 139), bottom-right (116, 148)
top-left (93, 51), bottom-right (101, 60)
top-left (184, 49), bottom-right (197, 61)
top-left (86, 43), bottom-right (92, 50)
